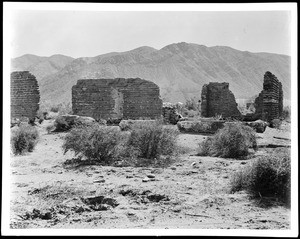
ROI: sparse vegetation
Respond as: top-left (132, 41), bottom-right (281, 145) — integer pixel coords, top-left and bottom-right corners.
top-left (57, 102), bottom-right (73, 115)
top-left (38, 117), bottom-right (44, 124)
top-left (197, 123), bottom-right (257, 158)
top-left (177, 120), bottom-right (214, 134)
top-left (54, 115), bottom-right (97, 132)
top-left (184, 97), bottom-right (200, 111)
top-left (180, 98), bottom-right (201, 118)
top-left (230, 149), bottom-right (291, 205)
top-left (126, 121), bottom-right (179, 161)
top-left (62, 121), bottom-right (179, 167)
top-left (10, 114), bottom-right (292, 229)
top-left (62, 125), bottom-right (126, 165)
top-left (46, 124), bottom-right (56, 134)
top-left (50, 105), bottom-right (60, 113)
top-left (119, 119), bottom-right (159, 131)
top-left (11, 124), bottom-right (39, 155)
top-left (282, 106), bottom-right (291, 121)
top-left (54, 116), bottom-right (71, 132)
top-left (270, 118), bottom-right (282, 129)
top-left (38, 101), bottom-right (73, 119)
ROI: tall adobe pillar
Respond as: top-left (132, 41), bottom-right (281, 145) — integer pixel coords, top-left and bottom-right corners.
top-left (258, 71), bottom-right (283, 122)
top-left (200, 82), bottom-right (241, 118)
top-left (11, 71), bottom-right (40, 120)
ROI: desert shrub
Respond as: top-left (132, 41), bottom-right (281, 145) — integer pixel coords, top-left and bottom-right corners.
top-left (187, 110), bottom-right (199, 118)
top-left (230, 150), bottom-right (291, 204)
top-left (177, 120), bottom-right (224, 134)
top-left (213, 114), bottom-right (224, 120)
top-left (39, 101), bottom-right (73, 116)
top-left (54, 116), bottom-right (98, 132)
top-left (282, 106), bottom-right (291, 121)
top-left (270, 118), bottom-right (282, 129)
top-left (37, 100), bottom-right (51, 115)
top-left (198, 137), bottom-right (214, 156)
top-left (62, 125), bottom-right (126, 165)
top-left (126, 121), bottom-right (179, 160)
top-left (96, 119), bottom-right (108, 125)
top-left (36, 110), bottom-right (45, 121)
top-left (54, 116), bottom-right (71, 132)
top-left (119, 120), bottom-right (159, 131)
top-left (43, 112), bottom-right (49, 118)
top-left (58, 102), bottom-right (73, 115)
top-left (181, 108), bottom-right (188, 117)
top-left (197, 123), bottom-right (257, 158)
top-left (50, 105), bottom-right (60, 113)
top-left (46, 124), bottom-right (55, 134)
top-left (11, 125), bottom-right (39, 155)
top-left (38, 117), bottom-right (44, 124)
top-left (184, 97), bottom-right (200, 111)
top-left (49, 103), bottom-right (73, 114)
top-left (72, 117), bottom-right (96, 128)
top-left (28, 118), bottom-right (36, 126)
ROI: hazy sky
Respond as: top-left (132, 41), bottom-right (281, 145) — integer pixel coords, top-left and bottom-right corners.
top-left (9, 8), bottom-right (292, 58)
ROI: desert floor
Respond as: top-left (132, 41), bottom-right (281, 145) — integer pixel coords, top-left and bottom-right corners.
top-left (9, 120), bottom-right (291, 230)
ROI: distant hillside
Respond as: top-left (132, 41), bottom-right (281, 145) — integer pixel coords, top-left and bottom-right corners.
top-left (11, 42), bottom-right (291, 105)
top-left (11, 54), bottom-right (74, 80)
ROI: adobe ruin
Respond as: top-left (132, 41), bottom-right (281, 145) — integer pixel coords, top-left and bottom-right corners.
top-left (72, 78), bottom-right (162, 120)
top-left (10, 71), bottom-right (40, 120)
top-left (254, 71), bottom-right (283, 122)
top-left (162, 102), bottom-right (182, 124)
top-left (200, 82), bottom-right (241, 118)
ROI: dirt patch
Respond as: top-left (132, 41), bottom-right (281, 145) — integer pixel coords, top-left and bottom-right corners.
top-left (82, 196), bottom-right (119, 210)
top-left (119, 188), bottom-right (169, 204)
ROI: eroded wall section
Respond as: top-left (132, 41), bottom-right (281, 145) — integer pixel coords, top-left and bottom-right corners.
top-left (254, 71), bottom-right (283, 122)
top-left (201, 82), bottom-right (241, 118)
top-left (72, 78), bottom-right (162, 120)
top-left (11, 71), bottom-right (40, 120)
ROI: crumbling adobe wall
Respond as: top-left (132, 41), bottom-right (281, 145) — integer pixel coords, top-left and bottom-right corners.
top-left (201, 82), bottom-right (241, 118)
top-left (254, 71), bottom-right (283, 122)
top-left (72, 78), bottom-right (162, 120)
top-left (162, 102), bottom-right (182, 124)
top-left (11, 71), bottom-right (40, 120)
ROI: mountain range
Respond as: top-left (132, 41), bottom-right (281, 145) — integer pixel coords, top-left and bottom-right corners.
top-left (11, 42), bottom-right (291, 106)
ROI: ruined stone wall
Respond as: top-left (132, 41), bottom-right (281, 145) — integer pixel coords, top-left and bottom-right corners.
top-left (162, 103), bottom-right (182, 124)
top-left (254, 71), bottom-right (283, 122)
top-left (11, 71), bottom-right (40, 120)
top-left (200, 82), bottom-right (241, 118)
top-left (72, 78), bottom-right (162, 120)
top-left (254, 92), bottom-right (263, 117)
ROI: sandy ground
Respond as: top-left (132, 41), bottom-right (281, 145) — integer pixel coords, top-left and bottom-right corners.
top-left (9, 120), bottom-right (291, 230)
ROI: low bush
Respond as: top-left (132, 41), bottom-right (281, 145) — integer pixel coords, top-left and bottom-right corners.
top-left (57, 102), bottom-right (73, 115)
top-left (184, 97), bottom-right (200, 111)
top-left (282, 106), bottom-right (291, 121)
top-left (11, 125), bottom-right (39, 155)
top-left (39, 101), bottom-right (73, 116)
top-left (62, 121), bottom-right (179, 167)
top-left (177, 120), bottom-right (225, 134)
top-left (126, 121), bottom-right (179, 161)
top-left (197, 123), bottom-right (257, 158)
top-left (46, 124), bottom-right (55, 134)
top-left (54, 116), bottom-right (71, 132)
top-left (270, 119), bottom-right (282, 129)
top-left (230, 149), bottom-right (291, 205)
top-left (50, 105), bottom-right (60, 113)
top-left (54, 115), bottom-right (97, 132)
top-left (38, 118), bottom-right (44, 124)
top-left (119, 119), bottom-right (158, 131)
top-left (62, 125), bottom-right (126, 165)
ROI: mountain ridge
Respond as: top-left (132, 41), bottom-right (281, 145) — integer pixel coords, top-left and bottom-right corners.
top-left (11, 42), bottom-right (291, 105)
